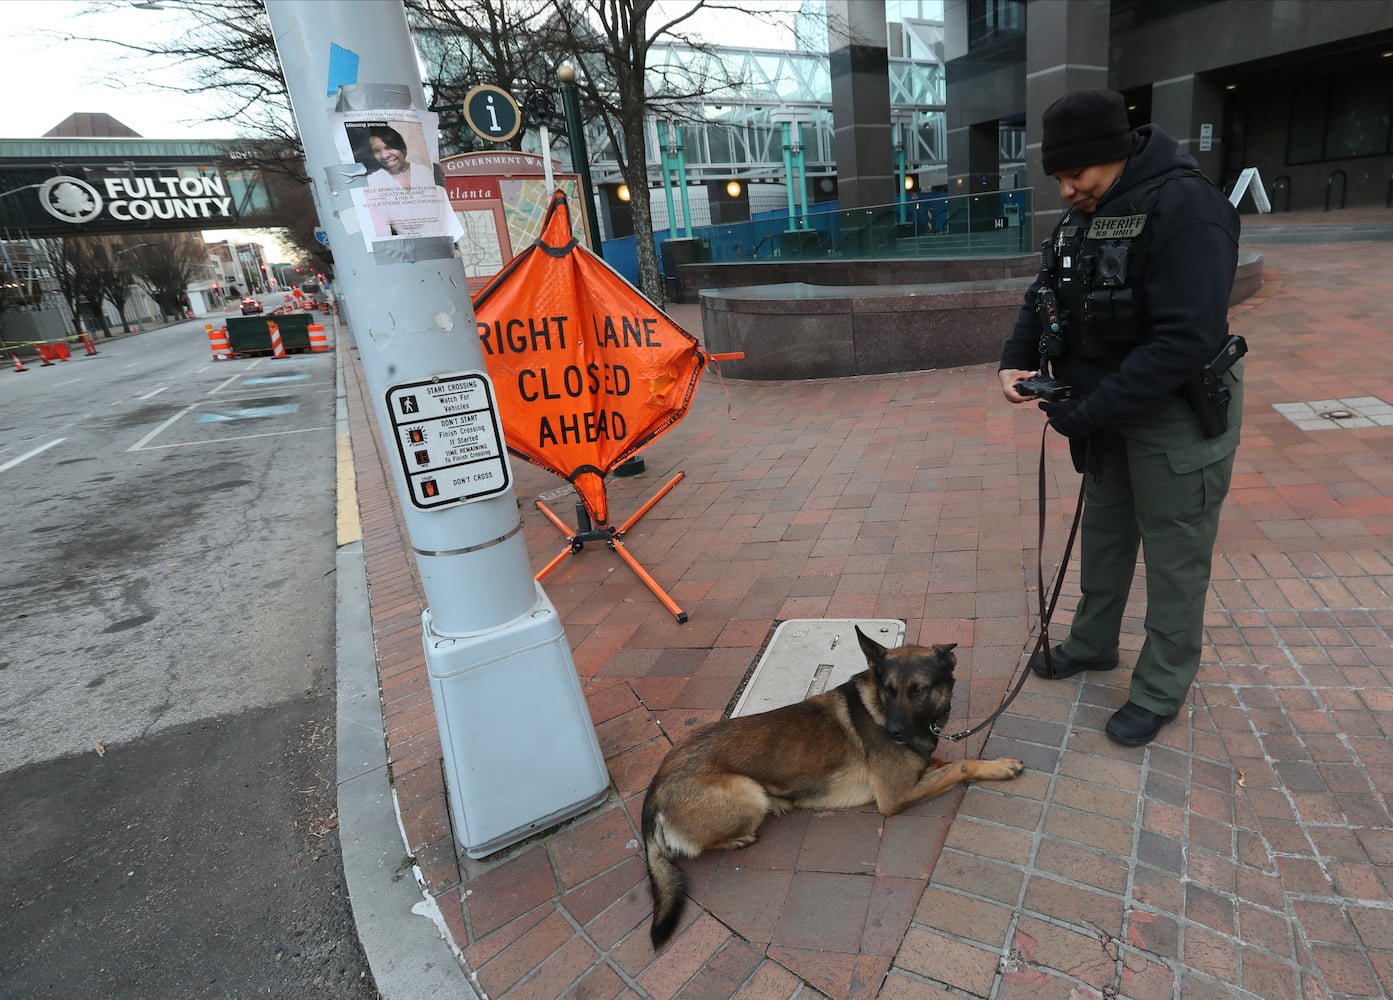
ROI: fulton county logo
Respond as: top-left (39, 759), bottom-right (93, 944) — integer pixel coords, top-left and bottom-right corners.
top-left (39, 176), bottom-right (103, 224)
top-left (36, 172), bottom-right (234, 225)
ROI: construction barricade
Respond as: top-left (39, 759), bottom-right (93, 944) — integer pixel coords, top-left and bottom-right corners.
top-left (225, 314), bottom-right (313, 357)
top-left (267, 321), bottom-right (288, 359)
top-left (307, 323), bottom-right (329, 352)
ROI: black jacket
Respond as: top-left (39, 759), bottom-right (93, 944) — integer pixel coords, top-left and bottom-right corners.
top-left (1001, 124), bottom-right (1241, 426)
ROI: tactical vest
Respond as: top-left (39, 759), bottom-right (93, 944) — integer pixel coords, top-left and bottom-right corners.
top-left (1041, 166), bottom-right (1201, 362)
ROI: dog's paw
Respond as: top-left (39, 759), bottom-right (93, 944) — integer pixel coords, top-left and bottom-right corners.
top-left (986, 758), bottom-right (1026, 780)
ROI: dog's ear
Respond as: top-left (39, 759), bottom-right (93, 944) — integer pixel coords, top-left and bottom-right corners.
top-left (856, 626), bottom-right (888, 675)
top-left (933, 643), bottom-right (958, 671)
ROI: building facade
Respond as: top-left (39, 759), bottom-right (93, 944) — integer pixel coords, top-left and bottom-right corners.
top-left (945, 0), bottom-right (1393, 243)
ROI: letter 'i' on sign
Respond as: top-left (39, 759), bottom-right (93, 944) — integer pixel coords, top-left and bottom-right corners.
top-left (464, 85), bottom-right (522, 145)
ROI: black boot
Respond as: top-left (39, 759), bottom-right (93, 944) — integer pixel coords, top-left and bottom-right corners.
top-left (1105, 701), bottom-right (1177, 747)
top-left (1029, 644), bottom-right (1119, 679)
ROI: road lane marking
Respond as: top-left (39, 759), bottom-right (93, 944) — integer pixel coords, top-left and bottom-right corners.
top-left (139, 386), bottom-right (169, 400)
top-left (242, 374), bottom-right (311, 385)
top-left (127, 404), bottom-right (197, 452)
top-left (131, 426), bottom-right (332, 450)
top-left (196, 404), bottom-right (300, 423)
top-left (0, 438), bottom-right (66, 472)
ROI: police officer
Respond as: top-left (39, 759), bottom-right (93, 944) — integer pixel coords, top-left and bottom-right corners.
top-left (999, 88), bottom-right (1243, 747)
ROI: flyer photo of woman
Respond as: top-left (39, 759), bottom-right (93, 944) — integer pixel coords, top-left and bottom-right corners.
top-left (361, 125), bottom-right (439, 191)
top-left (343, 119), bottom-right (450, 240)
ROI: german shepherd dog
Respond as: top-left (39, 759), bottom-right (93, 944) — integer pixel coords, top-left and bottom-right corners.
top-left (641, 627), bottom-right (1025, 948)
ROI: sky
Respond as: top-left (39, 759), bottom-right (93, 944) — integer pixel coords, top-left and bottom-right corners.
top-left (0, 2), bottom-right (234, 140)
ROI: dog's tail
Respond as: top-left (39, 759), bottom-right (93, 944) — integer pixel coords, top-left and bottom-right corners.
top-left (641, 789), bottom-right (687, 949)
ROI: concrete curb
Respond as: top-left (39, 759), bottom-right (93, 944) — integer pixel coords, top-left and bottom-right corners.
top-left (333, 343), bottom-right (482, 999)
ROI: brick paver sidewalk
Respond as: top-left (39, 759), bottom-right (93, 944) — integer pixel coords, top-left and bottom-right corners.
top-left (344, 237), bottom-right (1393, 999)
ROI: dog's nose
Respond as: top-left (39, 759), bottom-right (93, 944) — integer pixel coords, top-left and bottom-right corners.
top-left (886, 724), bottom-right (908, 743)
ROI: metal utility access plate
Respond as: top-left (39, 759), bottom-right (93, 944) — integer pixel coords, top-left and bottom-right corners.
top-left (731, 619), bottom-right (906, 719)
top-left (1272, 396), bottom-right (1393, 431)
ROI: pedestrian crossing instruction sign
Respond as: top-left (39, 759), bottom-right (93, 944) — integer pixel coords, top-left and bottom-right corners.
top-left (385, 371), bottom-right (512, 509)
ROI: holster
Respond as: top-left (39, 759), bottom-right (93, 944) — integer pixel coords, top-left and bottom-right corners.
top-left (1181, 371), bottom-right (1231, 438)
top-left (1181, 335), bottom-right (1247, 439)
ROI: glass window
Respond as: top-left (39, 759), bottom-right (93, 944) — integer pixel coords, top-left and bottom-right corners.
top-left (1325, 83), bottom-right (1392, 159)
top-left (1286, 83), bottom-right (1328, 165)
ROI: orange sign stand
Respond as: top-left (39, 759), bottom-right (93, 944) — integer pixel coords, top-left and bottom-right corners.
top-left (472, 190), bottom-right (710, 622)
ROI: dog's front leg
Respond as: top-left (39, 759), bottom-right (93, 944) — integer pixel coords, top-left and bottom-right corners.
top-left (878, 757), bottom-right (1025, 814)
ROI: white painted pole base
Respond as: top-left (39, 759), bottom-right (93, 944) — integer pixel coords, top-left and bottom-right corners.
top-left (423, 586), bottom-right (610, 859)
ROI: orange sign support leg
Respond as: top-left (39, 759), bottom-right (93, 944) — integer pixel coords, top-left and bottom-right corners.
top-left (532, 472), bottom-right (689, 623)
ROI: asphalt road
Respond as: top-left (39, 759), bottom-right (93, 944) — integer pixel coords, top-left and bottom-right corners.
top-left (0, 319), bottom-right (379, 998)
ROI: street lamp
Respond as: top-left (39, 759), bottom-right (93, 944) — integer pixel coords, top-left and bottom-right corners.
top-left (556, 63), bottom-right (605, 258)
top-left (0, 183), bottom-right (44, 203)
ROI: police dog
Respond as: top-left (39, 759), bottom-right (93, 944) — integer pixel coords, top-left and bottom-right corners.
top-left (641, 626), bottom-right (1025, 948)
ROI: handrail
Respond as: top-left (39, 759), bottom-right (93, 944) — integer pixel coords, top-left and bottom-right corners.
top-left (1325, 170), bottom-right (1347, 212)
top-left (1270, 175), bottom-right (1292, 213)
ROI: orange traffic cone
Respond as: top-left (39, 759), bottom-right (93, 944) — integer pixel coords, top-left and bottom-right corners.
top-left (307, 324), bottom-right (329, 352)
top-left (11, 353), bottom-right (27, 372)
top-left (81, 333), bottom-right (98, 355)
top-left (36, 344), bottom-right (54, 366)
top-left (267, 321), bottom-right (287, 359)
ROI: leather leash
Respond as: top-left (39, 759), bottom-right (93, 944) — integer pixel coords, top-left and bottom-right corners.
top-left (942, 424), bottom-right (1085, 742)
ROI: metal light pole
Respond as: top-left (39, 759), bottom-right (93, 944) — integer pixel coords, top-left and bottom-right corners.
top-left (556, 63), bottom-right (604, 257)
top-left (265, 0), bottom-right (608, 858)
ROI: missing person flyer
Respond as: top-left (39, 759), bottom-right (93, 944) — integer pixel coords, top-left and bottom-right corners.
top-left (330, 106), bottom-right (464, 249)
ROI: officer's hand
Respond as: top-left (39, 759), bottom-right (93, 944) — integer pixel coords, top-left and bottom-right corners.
top-left (1000, 368), bottom-right (1038, 404)
top-left (1040, 397), bottom-right (1095, 440)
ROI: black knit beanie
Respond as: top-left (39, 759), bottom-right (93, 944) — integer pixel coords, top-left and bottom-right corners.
top-left (1041, 89), bottom-right (1133, 175)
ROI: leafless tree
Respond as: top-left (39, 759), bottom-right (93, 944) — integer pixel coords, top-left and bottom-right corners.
top-left (128, 234), bottom-right (206, 321)
top-left (34, 238), bottom-right (83, 337)
top-left (76, 0), bottom-right (295, 144)
top-left (75, 0), bottom-right (788, 305)
top-left (409, 0), bottom-right (577, 155)
top-left (543, 0), bottom-right (790, 304)
top-left (68, 238), bottom-right (118, 337)
top-left (103, 245), bottom-right (140, 335)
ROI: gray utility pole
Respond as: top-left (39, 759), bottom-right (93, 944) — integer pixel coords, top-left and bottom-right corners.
top-left (265, 0), bottom-right (608, 859)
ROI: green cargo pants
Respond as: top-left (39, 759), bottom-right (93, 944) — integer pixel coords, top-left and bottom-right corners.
top-left (1060, 367), bottom-right (1243, 716)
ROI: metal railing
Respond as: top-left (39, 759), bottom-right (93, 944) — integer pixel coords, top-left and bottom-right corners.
top-left (673, 187), bottom-right (1036, 265)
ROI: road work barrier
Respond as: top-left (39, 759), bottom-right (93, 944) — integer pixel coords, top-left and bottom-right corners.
top-left (267, 321), bottom-right (288, 359)
top-left (307, 323), bottom-right (329, 352)
top-left (207, 323), bottom-right (233, 360)
top-left (225, 314), bottom-right (313, 356)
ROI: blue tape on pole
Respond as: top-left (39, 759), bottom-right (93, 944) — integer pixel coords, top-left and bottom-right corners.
top-left (327, 44), bottom-right (360, 96)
